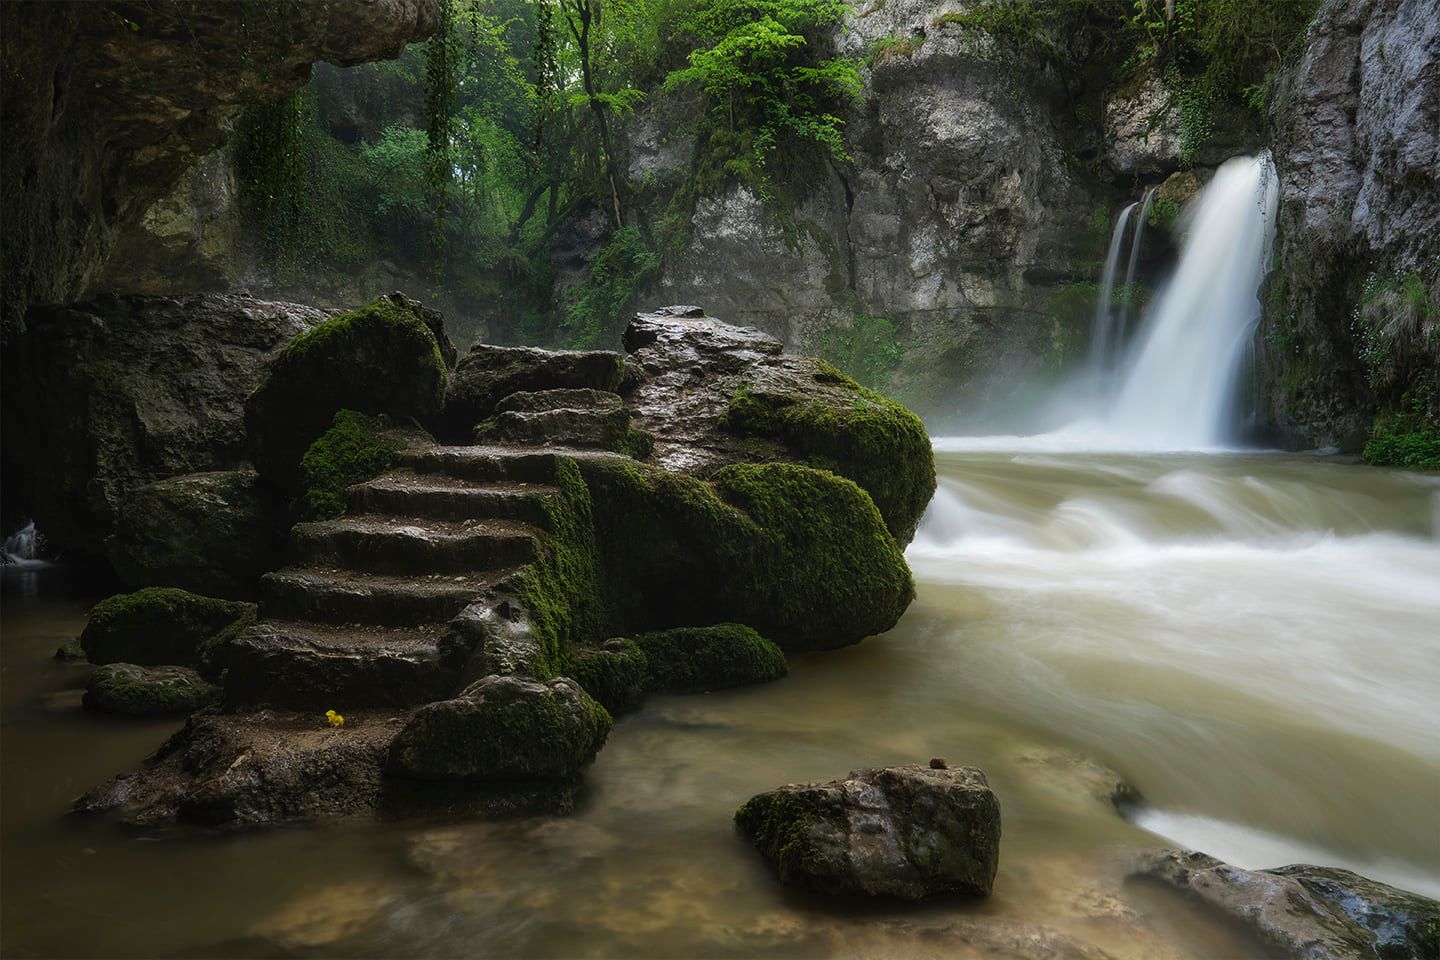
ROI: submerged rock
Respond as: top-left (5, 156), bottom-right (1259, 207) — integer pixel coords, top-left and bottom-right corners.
top-left (386, 675), bottom-right (611, 782)
top-left (83, 664), bottom-right (219, 716)
top-left (736, 764), bottom-right (1002, 900)
top-left (79, 587), bottom-right (255, 669)
top-left (105, 468), bottom-right (279, 598)
top-left (631, 623), bottom-right (786, 694)
top-left (1135, 849), bottom-right (1440, 960)
top-left (566, 638), bottom-right (649, 714)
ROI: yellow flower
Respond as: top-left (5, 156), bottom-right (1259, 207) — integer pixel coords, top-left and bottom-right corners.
top-left (325, 710), bottom-right (345, 727)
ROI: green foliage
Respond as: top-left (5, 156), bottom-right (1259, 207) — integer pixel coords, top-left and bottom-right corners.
top-left (235, 89), bottom-right (373, 274)
top-left (820, 312), bottom-right (905, 390)
top-left (665, 0), bottom-right (862, 200)
top-left (868, 33), bottom-right (924, 65)
top-left (1147, 196), bottom-right (1181, 231)
top-left (360, 126), bottom-right (431, 239)
top-left (560, 227), bottom-right (661, 348)
top-left (1364, 391), bottom-right (1440, 471)
top-left (630, 623), bottom-right (787, 693)
top-left (298, 410), bottom-right (401, 521)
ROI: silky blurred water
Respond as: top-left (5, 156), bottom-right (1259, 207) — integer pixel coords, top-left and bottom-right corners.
top-left (2, 449), bottom-right (1435, 958)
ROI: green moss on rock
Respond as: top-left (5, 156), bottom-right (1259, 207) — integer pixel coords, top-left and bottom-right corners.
top-left (576, 457), bottom-right (913, 651)
top-left (566, 638), bottom-right (649, 713)
top-left (80, 588), bottom-right (256, 668)
top-left (245, 294), bottom-right (448, 489)
top-left (725, 366), bottom-right (935, 544)
top-left (632, 623), bottom-right (786, 694)
top-left (83, 664), bottom-right (220, 716)
top-left (386, 675), bottom-right (612, 781)
top-left (298, 409), bottom-right (401, 520)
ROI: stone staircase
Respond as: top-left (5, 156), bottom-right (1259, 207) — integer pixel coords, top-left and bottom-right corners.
top-left (224, 390), bottom-right (637, 713)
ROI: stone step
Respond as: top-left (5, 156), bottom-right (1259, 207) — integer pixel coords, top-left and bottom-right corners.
top-left (495, 388), bottom-right (624, 414)
top-left (290, 514), bottom-right (539, 574)
top-left (401, 444), bottom-right (628, 483)
top-left (260, 567), bottom-right (504, 627)
top-left (224, 620), bottom-right (459, 709)
top-left (475, 406), bottom-right (632, 449)
top-left (346, 472), bottom-right (558, 526)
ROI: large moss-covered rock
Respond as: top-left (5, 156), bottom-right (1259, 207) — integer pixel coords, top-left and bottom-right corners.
top-left (386, 675), bottom-right (611, 782)
top-left (1, 294), bottom-right (323, 558)
top-left (83, 664), bottom-right (219, 716)
top-left (245, 294), bottom-right (450, 489)
top-left (736, 765), bottom-right (1002, 900)
top-left (1136, 850), bottom-right (1440, 960)
top-left (441, 344), bottom-right (625, 439)
top-left (632, 624), bottom-right (786, 694)
top-left (620, 308), bottom-right (935, 545)
top-left (105, 468), bottom-right (281, 598)
top-left (577, 457), bottom-right (914, 651)
top-left (80, 587), bottom-right (255, 668)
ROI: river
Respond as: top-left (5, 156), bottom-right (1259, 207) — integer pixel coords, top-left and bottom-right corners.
top-left (2, 447), bottom-right (1437, 958)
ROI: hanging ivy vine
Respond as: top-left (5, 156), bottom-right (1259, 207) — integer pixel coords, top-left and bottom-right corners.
top-left (422, 0), bottom-right (462, 266)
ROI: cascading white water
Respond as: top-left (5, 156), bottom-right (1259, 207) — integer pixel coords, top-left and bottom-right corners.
top-left (1105, 154), bottom-right (1277, 447)
top-left (1088, 200), bottom-right (1138, 375)
top-left (1116, 187), bottom-right (1157, 347)
top-left (2, 521), bottom-right (41, 565)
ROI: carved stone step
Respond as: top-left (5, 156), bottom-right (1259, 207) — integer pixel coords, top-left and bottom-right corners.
top-left (401, 444), bottom-right (628, 483)
top-left (224, 619), bottom-right (460, 709)
top-left (290, 514), bottom-right (539, 574)
top-left (345, 472), bottom-right (558, 526)
top-left (260, 567), bottom-right (504, 627)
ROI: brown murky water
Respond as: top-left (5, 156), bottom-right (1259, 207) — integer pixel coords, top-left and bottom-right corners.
top-left (3, 449), bottom-right (1436, 958)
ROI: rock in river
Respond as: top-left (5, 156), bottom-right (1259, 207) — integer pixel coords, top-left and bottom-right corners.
top-left (736, 764), bottom-right (1001, 900)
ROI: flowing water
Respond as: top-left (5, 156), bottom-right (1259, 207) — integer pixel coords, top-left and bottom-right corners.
top-left (3, 448), bottom-right (1437, 958)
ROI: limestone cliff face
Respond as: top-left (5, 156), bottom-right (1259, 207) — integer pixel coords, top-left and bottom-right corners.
top-left (644, 0), bottom-right (1130, 419)
top-left (0, 0), bottom-right (441, 337)
top-left (1259, 0), bottom-right (1440, 450)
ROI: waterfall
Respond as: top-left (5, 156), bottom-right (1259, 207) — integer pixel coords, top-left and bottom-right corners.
top-left (1117, 187), bottom-right (1158, 349)
top-left (1105, 154), bottom-right (1278, 448)
top-left (2, 521), bottom-right (43, 566)
top-left (1088, 201), bottom-right (1138, 375)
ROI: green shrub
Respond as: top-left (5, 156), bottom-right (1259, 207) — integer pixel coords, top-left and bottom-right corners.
top-left (560, 227), bottom-right (661, 349)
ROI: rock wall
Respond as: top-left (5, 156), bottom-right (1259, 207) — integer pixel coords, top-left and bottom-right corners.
top-left (1259, 0), bottom-right (1440, 450)
top-left (0, 0), bottom-right (441, 338)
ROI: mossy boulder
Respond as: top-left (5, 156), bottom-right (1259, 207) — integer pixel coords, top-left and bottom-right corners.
top-left (83, 664), bottom-right (220, 716)
top-left (441, 344), bottom-right (625, 440)
top-left (298, 409), bottom-right (402, 521)
top-left (736, 765), bottom-right (1002, 900)
top-left (621, 308), bottom-right (935, 545)
top-left (632, 624), bottom-right (786, 693)
top-left (566, 638), bottom-right (649, 713)
top-left (386, 675), bottom-right (612, 781)
top-left (576, 457), bottom-right (913, 651)
top-left (245, 293), bottom-right (450, 489)
top-left (725, 364), bottom-right (935, 544)
top-left (79, 588), bottom-right (256, 670)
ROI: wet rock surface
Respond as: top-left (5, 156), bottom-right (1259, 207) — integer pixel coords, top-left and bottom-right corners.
top-left (79, 587), bottom-right (255, 670)
top-left (105, 468), bottom-right (281, 599)
top-left (622, 306), bottom-right (935, 544)
top-left (736, 764), bottom-right (1002, 901)
top-left (1135, 849), bottom-right (1440, 960)
top-left (1, 294), bottom-right (323, 558)
top-left (441, 344), bottom-right (626, 439)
